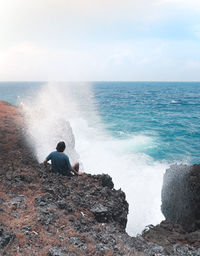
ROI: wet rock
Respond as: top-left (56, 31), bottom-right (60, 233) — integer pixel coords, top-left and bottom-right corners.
top-left (162, 164), bottom-right (200, 232)
top-left (112, 189), bottom-right (128, 229)
top-left (89, 187), bottom-right (128, 229)
top-left (100, 174), bottom-right (114, 189)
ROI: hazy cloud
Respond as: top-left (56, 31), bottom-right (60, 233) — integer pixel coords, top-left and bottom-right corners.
top-left (0, 0), bottom-right (200, 80)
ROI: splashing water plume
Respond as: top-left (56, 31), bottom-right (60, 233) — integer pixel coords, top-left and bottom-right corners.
top-left (22, 82), bottom-right (167, 236)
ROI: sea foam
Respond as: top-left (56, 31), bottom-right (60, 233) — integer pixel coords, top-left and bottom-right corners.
top-left (21, 82), bottom-right (168, 236)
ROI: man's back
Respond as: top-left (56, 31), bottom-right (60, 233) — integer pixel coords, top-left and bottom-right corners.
top-left (46, 151), bottom-right (71, 175)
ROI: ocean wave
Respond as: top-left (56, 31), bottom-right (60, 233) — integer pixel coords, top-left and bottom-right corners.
top-left (21, 82), bottom-right (168, 236)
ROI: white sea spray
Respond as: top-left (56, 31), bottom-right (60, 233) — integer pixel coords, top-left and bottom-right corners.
top-left (21, 82), bottom-right (168, 236)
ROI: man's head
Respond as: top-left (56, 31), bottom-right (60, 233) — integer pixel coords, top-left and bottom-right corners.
top-left (56, 141), bottom-right (66, 152)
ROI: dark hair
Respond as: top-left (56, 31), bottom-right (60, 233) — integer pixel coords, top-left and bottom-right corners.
top-left (56, 141), bottom-right (66, 152)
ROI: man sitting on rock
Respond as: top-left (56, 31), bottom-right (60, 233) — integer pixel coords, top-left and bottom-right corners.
top-left (43, 141), bottom-right (82, 176)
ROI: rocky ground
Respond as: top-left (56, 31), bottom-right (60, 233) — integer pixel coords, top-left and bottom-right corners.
top-left (0, 100), bottom-right (200, 256)
top-left (162, 164), bottom-right (200, 232)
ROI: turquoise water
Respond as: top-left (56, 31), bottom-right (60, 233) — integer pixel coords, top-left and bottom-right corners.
top-left (0, 81), bottom-right (200, 164)
top-left (94, 82), bottom-right (200, 164)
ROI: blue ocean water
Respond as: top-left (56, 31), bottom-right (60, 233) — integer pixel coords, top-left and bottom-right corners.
top-left (0, 81), bottom-right (200, 164)
top-left (94, 82), bottom-right (200, 164)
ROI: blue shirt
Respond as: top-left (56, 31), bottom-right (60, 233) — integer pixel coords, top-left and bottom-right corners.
top-left (46, 151), bottom-right (71, 175)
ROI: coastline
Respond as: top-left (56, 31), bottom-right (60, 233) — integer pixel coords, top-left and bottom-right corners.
top-left (0, 100), bottom-right (200, 256)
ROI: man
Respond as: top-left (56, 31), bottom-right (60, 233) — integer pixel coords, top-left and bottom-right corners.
top-left (43, 141), bottom-right (82, 176)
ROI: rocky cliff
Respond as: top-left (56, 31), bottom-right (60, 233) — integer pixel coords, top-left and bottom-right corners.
top-left (0, 100), bottom-right (200, 256)
top-left (162, 164), bottom-right (200, 232)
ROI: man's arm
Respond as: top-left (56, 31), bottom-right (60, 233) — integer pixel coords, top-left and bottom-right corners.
top-left (69, 162), bottom-right (83, 176)
top-left (43, 159), bottom-right (48, 166)
top-left (69, 166), bottom-right (83, 176)
top-left (69, 166), bottom-right (80, 175)
top-left (43, 153), bottom-right (52, 166)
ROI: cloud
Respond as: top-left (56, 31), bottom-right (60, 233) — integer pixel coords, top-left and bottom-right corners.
top-left (1, 38), bottom-right (200, 81)
top-left (155, 0), bottom-right (200, 10)
top-left (192, 25), bottom-right (200, 38)
top-left (0, 42), bottom-right (99, 81)
top-left (0, 0), bottom-right (175, 48)
top-left (0, 0), bottom-right (198, 48)
top-left (1, 1), bottom-right (200, 81)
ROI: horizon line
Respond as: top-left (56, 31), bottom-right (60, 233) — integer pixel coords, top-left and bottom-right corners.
top-left (1, 80), bottom-right (200, 83)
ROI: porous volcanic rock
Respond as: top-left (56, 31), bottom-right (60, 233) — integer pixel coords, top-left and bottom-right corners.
top-left (161, 164), bottom-right (200, 232)
top-left (0, 227), bottom-right (15, 250)
top-left (0, 101), bottom-right (131, 255)
top-left (1, 100), bottom-right (200, 256)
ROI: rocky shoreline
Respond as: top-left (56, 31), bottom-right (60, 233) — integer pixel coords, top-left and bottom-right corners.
top-left (0, 100), bottom-right (200, 256)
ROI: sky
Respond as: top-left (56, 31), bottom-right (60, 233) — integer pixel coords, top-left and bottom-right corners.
top-left (1, 0), bottom-right (200, 81)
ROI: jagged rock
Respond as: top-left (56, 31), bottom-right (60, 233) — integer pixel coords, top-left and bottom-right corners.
top-left (172, 244), bottom-right (200, 256)
top-left (48, 247), bottom-right (68, 256)
top-left (1, 100), bottom-right (200, 256)
top-left (57, 201), bottom-right (73, 213)
top-left (0, 227), bottom-right (15, 249)
top-left (99, 174), bottom-right (114, 189)
top-left (3, 195), bottom-right (26, 209)
top-left (38, 209), bottom-right (55, 225)
top-left (141, 221), bottom-right (200, 255)
top-left (35, 194), bottom-right (55, 208)
top-left (161, 164), bottom-right (200, 232)
top-left (69, 237), bottom-right (87, 250)
top-left (91, 203), bottom-right (111, 223)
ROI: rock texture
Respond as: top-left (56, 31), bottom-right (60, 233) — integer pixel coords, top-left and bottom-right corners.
top-left (0, 100), bottom-right (200, 256)
top-left (162, 164), bottom-right (200, 232)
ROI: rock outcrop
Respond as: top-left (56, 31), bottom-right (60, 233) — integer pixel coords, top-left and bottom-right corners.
top-left (0, 102), bottom-right (130, 255)
top-left (161, 164), bottom-right (200, 232)
top-left (0, 100), bottom-right (200, 256)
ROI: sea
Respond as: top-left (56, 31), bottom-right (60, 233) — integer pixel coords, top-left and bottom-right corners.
top-left (0, 81), bottom-right (200, 236)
